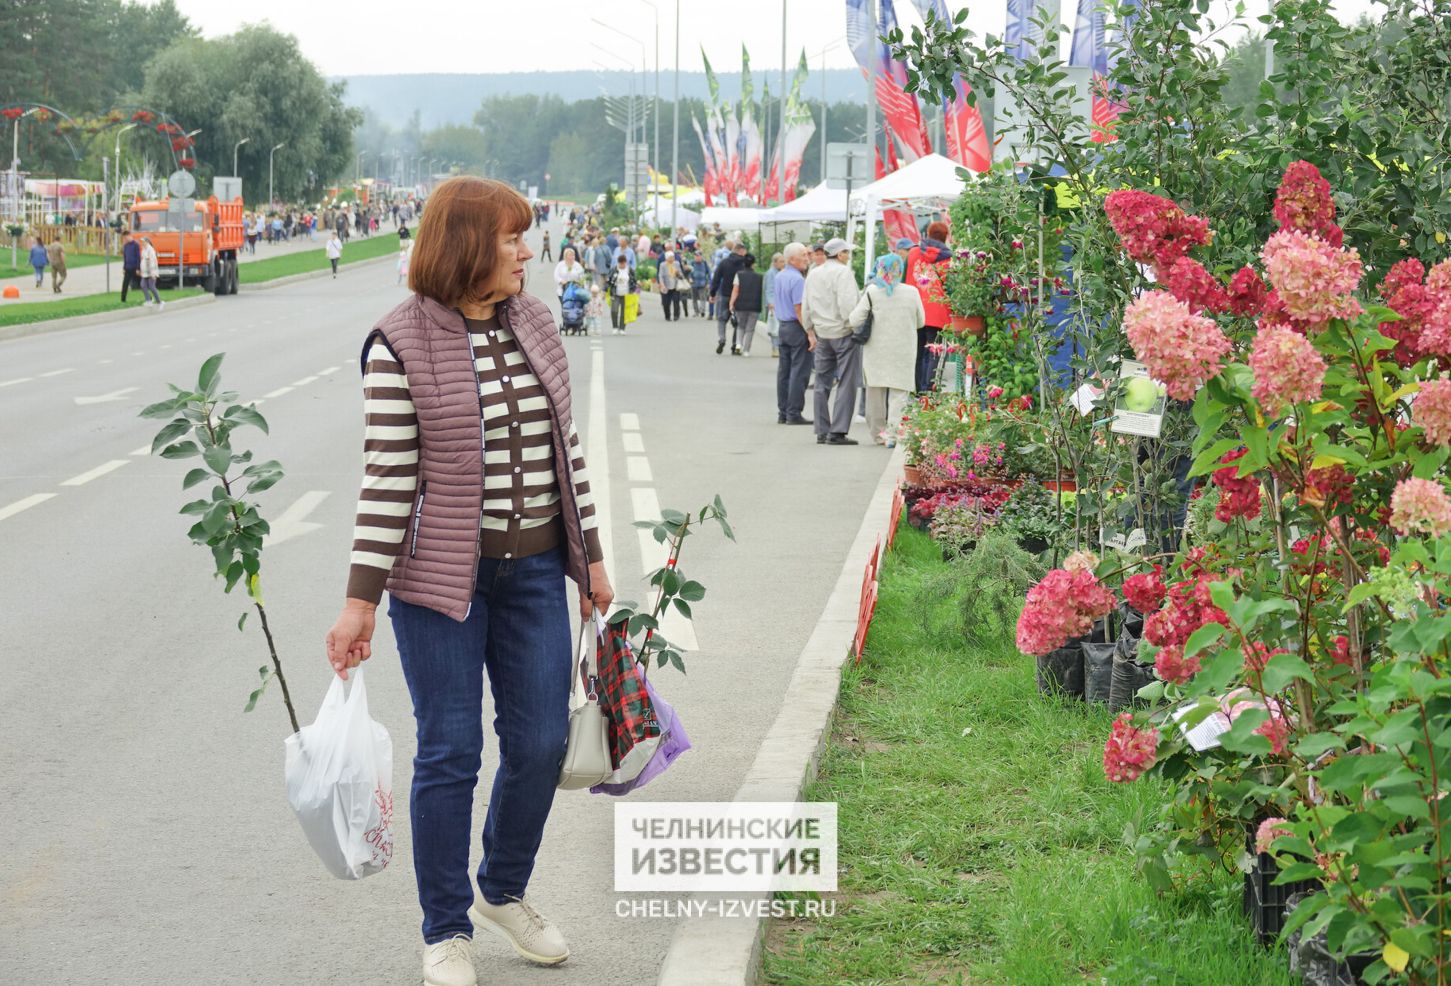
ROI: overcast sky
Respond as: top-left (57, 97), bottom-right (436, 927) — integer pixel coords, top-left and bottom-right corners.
top-left (164, 0), bottom-right (1382, 77)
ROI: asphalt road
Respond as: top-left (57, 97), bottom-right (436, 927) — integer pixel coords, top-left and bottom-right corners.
top-left (0, 220), bottom-right (889, 985)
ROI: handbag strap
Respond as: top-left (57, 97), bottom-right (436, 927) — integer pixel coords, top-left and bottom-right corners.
top-left (572, 610), bottom-right (609, 702)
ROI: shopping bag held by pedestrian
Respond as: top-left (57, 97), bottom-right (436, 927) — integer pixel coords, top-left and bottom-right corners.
top-left (589, 613), bottom-right (692, 796)
top-left (623, 291), bottom-right (640, 325)
top-left (283, 667), bottom-right (394, 879)
top-left (558, 615), bottom-right (613, 790)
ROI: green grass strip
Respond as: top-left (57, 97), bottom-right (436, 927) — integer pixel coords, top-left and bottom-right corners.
top-left (1, 252), bottom-right (111, 279)
top-left (237, 232), bottom-right (400, 284)
top-left (761, 525), bottom-right (1295, 986)
top-left (0, 289), bottom-right (209, 328)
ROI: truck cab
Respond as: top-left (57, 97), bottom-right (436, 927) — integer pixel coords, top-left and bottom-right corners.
top-left (129, 195), bottom-right (244, 296)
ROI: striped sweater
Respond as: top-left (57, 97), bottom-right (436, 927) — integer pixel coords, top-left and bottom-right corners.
top-left (346, 314), bottom-right (603, 603)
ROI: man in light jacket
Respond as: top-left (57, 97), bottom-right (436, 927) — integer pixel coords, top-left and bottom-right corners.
top-left (801, 237), bottom-right (863, 445)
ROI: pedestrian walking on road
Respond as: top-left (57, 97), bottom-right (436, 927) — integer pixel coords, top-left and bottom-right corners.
top-left (608, 253), bottom-right (636, 333)
top-left (709, 240), bottom-right (747, 354)
top-left (326, 176), bottom-right (613, 986)
top-left (853, 253), bottom-right (924, 447)
top-left (138, 238), bottom-right (163, 308)
top-left (27, 237), bottom-right (47, 288)
top-left (689, 250), bottom-right (709, 317)
top-left (656, 250), bottom-right (682, 321)
top-left (762, 253), bottom-right (784, 357)
top-left (552, 246), bottom-right (585, 303)
top-left (774, 243), bottom-right (812, 425)
top-left (46, 237), bottom-right (66, 293)
top-left (397, 241), bottom-right (414, 285)
top-left (802, 237), bottom-right (863, 445)
top-left (326, 232), bottom-right (343, 277)
top-left (539, 229), bottom-right (552, 263)
top-left (121, 233), bottom-right (141, 303)
top-left (728, 254), bottom-right (763, 355)
top-left (399, 223), bottom-right (411, 245)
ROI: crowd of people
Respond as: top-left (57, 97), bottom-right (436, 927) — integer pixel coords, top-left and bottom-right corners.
top-left (536, 204), bottom-right (955, 450)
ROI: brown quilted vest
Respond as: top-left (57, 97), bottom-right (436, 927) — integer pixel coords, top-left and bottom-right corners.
top-left (362, 291), bottom-right (590, 622)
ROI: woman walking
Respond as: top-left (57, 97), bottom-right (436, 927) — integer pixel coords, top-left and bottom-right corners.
top-left (656, 250), bottom-right (682, 321)
top-left (139, 237), bottom-right (164, 309)
top-left (552, 246), bottom-right (585, 302)
top-left (324, 176), bottom-right (613, 986)
top-left (728, 253), bottom-right (764, 355)
top-left (905, 221), bottom-right (951, 392)
top-left (762, 252), bottom-right (784, 357)
top-left (850, 253), bottom-right (923, 445)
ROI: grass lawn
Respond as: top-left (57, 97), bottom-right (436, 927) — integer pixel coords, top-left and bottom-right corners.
top-left (236, 232), bottom-right (399, 284)
top-left (760, 525), bottom-right (1295, 986)
top-left (0, 288), bottom-right (208, 329)
top-left (1, 252), bottom-right (112, 279)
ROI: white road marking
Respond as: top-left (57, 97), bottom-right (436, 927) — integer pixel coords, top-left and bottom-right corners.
top-left (97, 359), bottom-right (114, 365)
top-left (39, 368), bottom-right (75, 378)
top-left (0, 493), bottom-right (57, 522)
top-left (185, 337), bottom-right (196, 343)
top-left (131, 351), bottom-right (144, 356)
top-left (59, 459), bottom-right (129, 487)
top-left (75, 387), bottom-right (139, 405)
top-left (263, 386), bottom-right (293, 399)
top-left (586, 347), bottom-right (614, 584)
top-left (317, 366), bottom-right (340, 376)
top-left (129, 444), bottom-right (151, 456)
top-left (160, 344), bottom-right (172, 350)
top-left (264, 490), bottom-right (331, 547)
top-left (626, 456), bottom-right (653, 482)
top-left (619, 412), bottom-right (640, 431)
top-left (629, 487), bottom-right (697, 651)
top-left (291, 376), bottom-right (318, 387)
top-left (622, 432), bottom-right (645, 454)
top-left (251, 398), bottom-right (267, 406)
top-left (0, 377), bottom-right (33, 389)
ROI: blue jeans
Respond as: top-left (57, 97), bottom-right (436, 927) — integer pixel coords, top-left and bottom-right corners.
top-left (389, 546), bottom-right (572, 944)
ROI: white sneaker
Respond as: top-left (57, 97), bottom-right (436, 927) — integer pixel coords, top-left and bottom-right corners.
top-left (469, 895), bottom-right (569, 966)
top-left (142, 300), bottom-right (154, 307)
top-left (157, 301), bottom-right (166, 310)
top-left (741, 350), bottom-right (751, 357)
top-left (421, 935), bottom-right (477, 986)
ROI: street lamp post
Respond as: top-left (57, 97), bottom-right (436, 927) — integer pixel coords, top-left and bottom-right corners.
top-left (811, 41), bottom-right (843, 184)
top-left (778, 0), bottom-right (787, 206)
top-left (233, 136), bottom-right (250, 178)
top-left (356, 150), bottom-right (366, 182)
top-left (592, 22), bottom-right (649, 209)
top-left (670, 0), bottom-right (679, 234)
top-left (113, 122), bottom-right (139, 218)
top-left (10, 107), bottom-right (39, 261)
top-left (269, 142), bottom-right (285, 208)
top-left (637, 0), bottom-right (660, 211)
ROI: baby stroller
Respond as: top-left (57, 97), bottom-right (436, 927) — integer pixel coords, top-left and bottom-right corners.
top-left (560, 281), bottom-right (588, 335)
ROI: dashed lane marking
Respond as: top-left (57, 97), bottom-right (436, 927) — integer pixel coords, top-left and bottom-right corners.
top-left (626, 456), bottom-right (653, 483)
top-left (59, 459), bottom-right (129, 487)
top-left (0, 378), bottom-right (33, 389)
top-left (39, 368), bottom-right (75, 377)
top-left (0, 493), bottom-right (57, 522)
top-left (263, 386), bottom-right (293, 399)
top-left (291, 376), bottom-right (318, 387)
top-left (622, 432), bottom-right (645, 454)
top-left (619, 412), bottom-right (640, 431)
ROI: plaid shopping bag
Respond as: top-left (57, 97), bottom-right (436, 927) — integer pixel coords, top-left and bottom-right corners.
top-left (594, 616), bottom-right (663, 777)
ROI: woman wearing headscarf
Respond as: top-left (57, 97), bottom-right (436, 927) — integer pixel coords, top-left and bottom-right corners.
top-left (849, 253), bottom-right (924, 446)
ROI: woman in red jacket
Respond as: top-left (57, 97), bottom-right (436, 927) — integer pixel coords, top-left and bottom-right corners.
top-left (904, 220), bottom-right (952, 392)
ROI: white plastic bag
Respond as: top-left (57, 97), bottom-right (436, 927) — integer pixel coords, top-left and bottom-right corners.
top-left (284, 667), bottom-right (394, 880)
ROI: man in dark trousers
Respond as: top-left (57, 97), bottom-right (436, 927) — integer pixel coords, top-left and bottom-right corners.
top-left (709, 240), bottom-right (748, 354)
top-left (121, 233), bottom-right (141, 303)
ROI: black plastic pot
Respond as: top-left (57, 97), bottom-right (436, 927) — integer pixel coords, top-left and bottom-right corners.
top-left (1017, 534), bottom-right (1050, 555)
top-left (1083, 641), bottom-right (1116, 704)
top-left (1244, 829), bottom-right (1319, 944)
top-left (1283, 893), bottom-right (1375, 986)
top-left (1036, 643), bottom-right (1085, 698)
top-left (1108, 632), bottom-right (1155, 712)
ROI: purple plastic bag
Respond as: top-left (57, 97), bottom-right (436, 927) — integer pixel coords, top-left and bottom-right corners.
top-left (590, 674), bottom-right (690, 796)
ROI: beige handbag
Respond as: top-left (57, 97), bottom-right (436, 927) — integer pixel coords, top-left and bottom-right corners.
top-left (557, 615), bottom-right (612, 790)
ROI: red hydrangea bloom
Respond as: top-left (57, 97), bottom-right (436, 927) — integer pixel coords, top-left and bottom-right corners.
top-left (1123, 565), bottom-right (1166, 614)
top-left (1154, 643), bottom-right (1201, 684)
top-left (1227, 266), bottom-right (1270, 317)
top-left (1123, 290), bottom-right (1232, 400)
top-left (1261, 229), bottom-right (1363, 328)
top-left (1415, 378), bottom-right (1451, 446)
top-left (1104, 189), bottom-right (1213, 268)
top-left (1212, 449), bottom-right (1262, 522)
top-left (1254, 817), bottom-right (1292, 854)
top-left (1160, 256), bottom-right (1229, 313)
top-left (1273, 161), bottom-right (1343, 247)
top-left (1256, 713), bottom-right (1292, 755)
top-left (1330, 635), bottom-right (1355, 668)
top-left (1249, 322), bottom-right (1327, 412)
top-left (1381, 258), bottom-right (1426, 299)
top-left (1301, 464), bottom-right (1353, 509)
top-left (1376, 259), bottom-right (1443, 366)
top-left (1144, 572), bottom-right (1229, 653)
top-left (1103, 712), bottom-right (1159, 782)
top-left (1015, 568), bottom-right (1117, 657)
top-left (1243, 642), bottom-right (1288, 674)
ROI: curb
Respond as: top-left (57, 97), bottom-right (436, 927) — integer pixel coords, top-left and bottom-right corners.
top-left (655, 446), bottom-right (905, 986)
top-left (0, 251), bottom-right (396, 344)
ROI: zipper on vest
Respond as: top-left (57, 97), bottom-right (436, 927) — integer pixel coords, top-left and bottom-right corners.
top-left (409, 480), bottom-right (428, 558)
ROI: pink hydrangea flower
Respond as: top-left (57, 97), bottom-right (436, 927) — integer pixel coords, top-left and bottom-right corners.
top-left (1015, 568), bottom-right (1117, 656)
top-left (1122, 565), bottom-right (1166, 614)
top-left (1104, 189), bottom-right (1213, 267)
top-left (1415, 378), bottom-right (1451, 447)
top-left (1123, 290), bottom-right (1232, 400)
top-left (1249, 322), bottom-right (1327, 412)
top-left (1427, 259), bottom-right (1451, 297)
top-left (1389, 477), bottom-right (1451, 538)
top-left (1063, 550), bottom-right (1099, 573)
top-left (1273, 161), bottom-right (1342, 247)
top-left (1256, 713), bottom-right (1292, 755)
top-left (1160, 256), bottom-right (1229, 313)
top-left (1227, 265), bottom-right (1270, 317)
top-left (1254, 816), bottom-right (1292, 855)
top-left (1154, 642), bottom-right (1201, 685)
top-left (1103, 712), bottom-right (1159, 783)
top-left (1212, 449), bottom-right (1262, 522)
top-left (1261, 229), bottom-right (1363, 327)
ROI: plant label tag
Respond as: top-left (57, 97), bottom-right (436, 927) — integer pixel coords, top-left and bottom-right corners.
top-left (1070, 383), bottom-right (1104, 415)
top-left (1110, 360), bottom-right (1167, 438)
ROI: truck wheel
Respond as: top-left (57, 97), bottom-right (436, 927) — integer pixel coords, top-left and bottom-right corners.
top-left (228, 259), bottom-right (240, 294)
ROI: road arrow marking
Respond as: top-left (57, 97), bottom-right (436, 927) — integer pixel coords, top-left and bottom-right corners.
top-left (264, 490), bottom-right (330, 547)
top-left (74, 387), bottom-right (138, 405)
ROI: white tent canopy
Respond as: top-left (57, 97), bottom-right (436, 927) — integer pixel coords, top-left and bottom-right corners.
top-left (759, 182), bottom-right (850, 224)
top-left (850, 153), bottom-right (972, 210)
top-left (698, 206), bottom-right (762, 232)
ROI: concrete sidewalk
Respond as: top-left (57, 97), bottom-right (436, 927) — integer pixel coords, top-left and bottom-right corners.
top-left (0, 218), bottom-right (405, 304)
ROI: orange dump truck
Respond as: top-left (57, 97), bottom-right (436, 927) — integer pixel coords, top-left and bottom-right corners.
top-left (128, 195), bottom-right (244, 295)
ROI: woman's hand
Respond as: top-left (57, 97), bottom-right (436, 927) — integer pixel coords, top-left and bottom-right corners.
top-left (581, 561), bottom-right (614, 619)
top-left (325, 599), bottom-right (377, 680)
